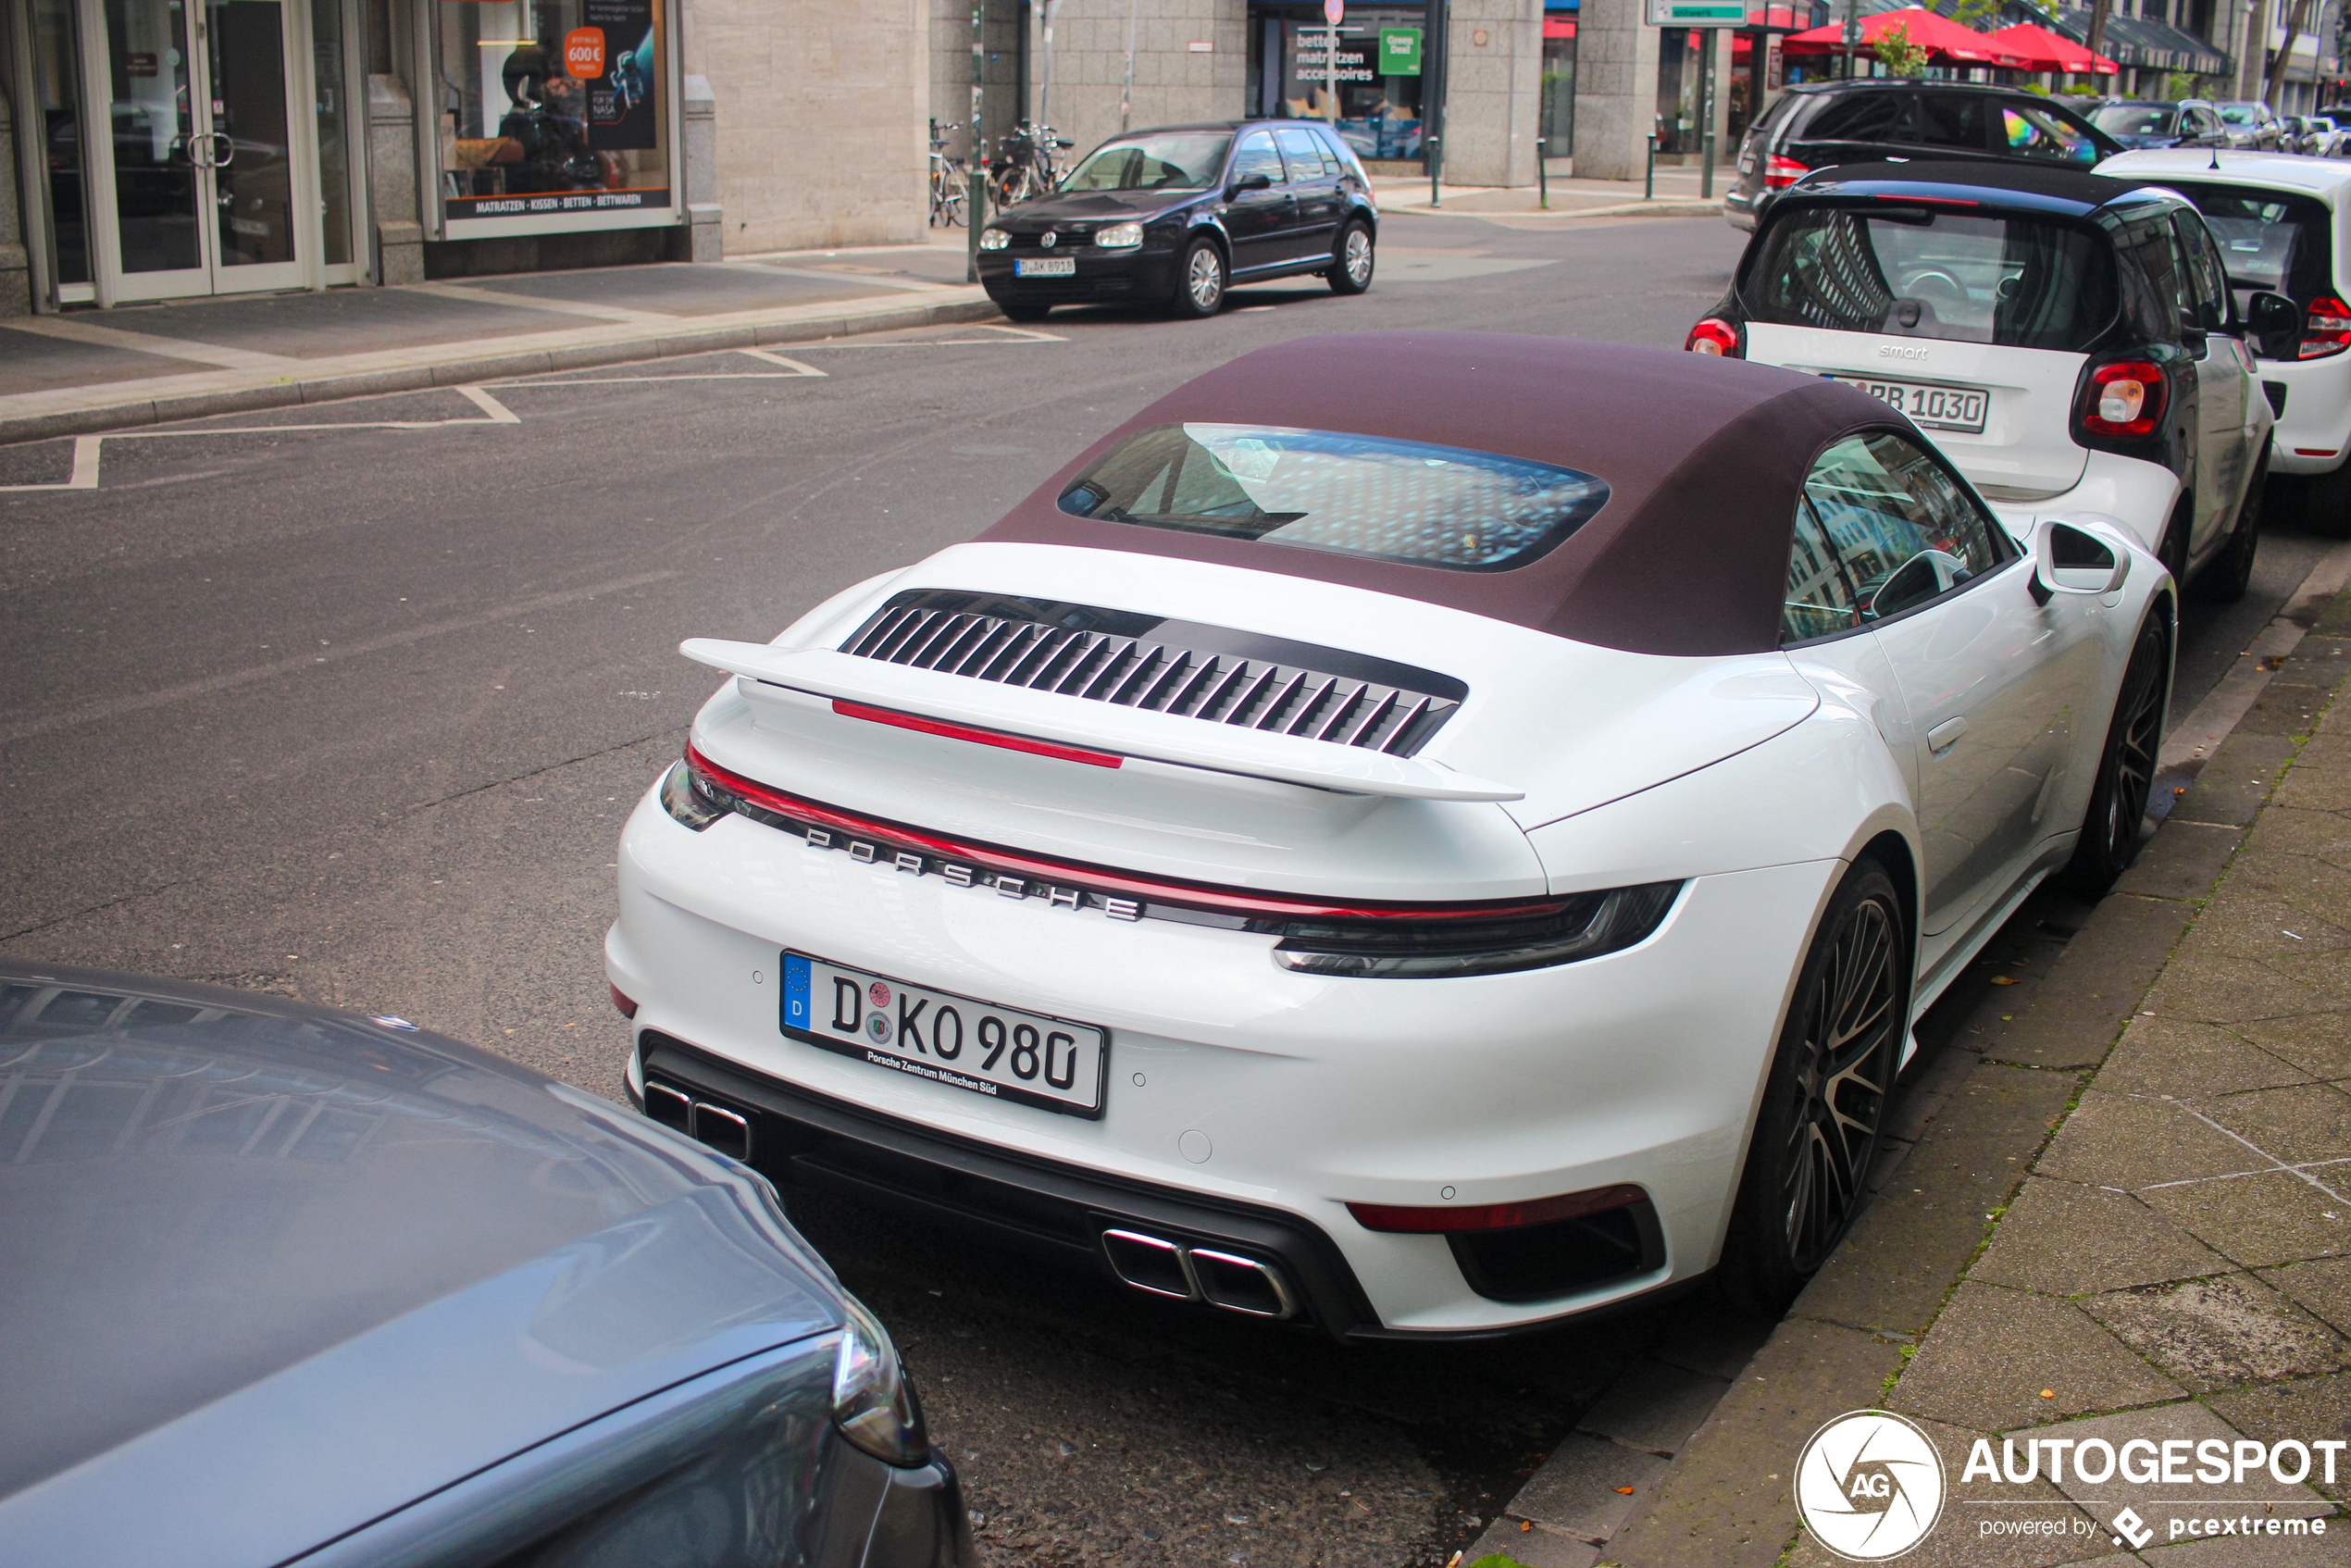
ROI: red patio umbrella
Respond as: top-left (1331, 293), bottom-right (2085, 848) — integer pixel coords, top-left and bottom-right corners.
top-left (1781, 6), bottom-right (2027, 68)
top-left (1985, 21), bottom-right (2120, 75)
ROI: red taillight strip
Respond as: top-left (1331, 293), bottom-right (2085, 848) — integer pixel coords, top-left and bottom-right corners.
top-left (831, 698), bottom-right (1123, 769)
top-left (1349, 1183), bottom-right (1648, 1234)
top-left (683, 743), bottom-right (1566, 925)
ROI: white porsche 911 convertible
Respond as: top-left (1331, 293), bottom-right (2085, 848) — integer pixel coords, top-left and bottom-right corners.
top-left (606, 334), bottom-right (2172, 1338)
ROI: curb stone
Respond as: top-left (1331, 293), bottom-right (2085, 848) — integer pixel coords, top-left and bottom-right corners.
top-left (1469, 585), bottom-right (2351, 1568)
top-left (0, 296), bottom-right (1002, 448)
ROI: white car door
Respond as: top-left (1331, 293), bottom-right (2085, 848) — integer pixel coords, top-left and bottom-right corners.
top-left (1799, 433), bottom-right (2106, 940)
top-left (2117, 207), bottom-right (2248, 566)
top-left (1739, 202), bottom-right (2110, 501)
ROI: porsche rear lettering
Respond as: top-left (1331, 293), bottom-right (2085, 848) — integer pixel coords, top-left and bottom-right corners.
top-left (799, 822), bottom-right (1143, 919)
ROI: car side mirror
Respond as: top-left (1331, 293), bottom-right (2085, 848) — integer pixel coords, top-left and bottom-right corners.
top-left (1226, 172), bottom-right (1273, 196)
top-left (2246, 290), bottom-right (2301, 359)
top-left (2030, 518), bottom-right (2131, 604)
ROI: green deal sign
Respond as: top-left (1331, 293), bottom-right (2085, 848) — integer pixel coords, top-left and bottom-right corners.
top-left (1379, 27), bottom-right (1422, 74)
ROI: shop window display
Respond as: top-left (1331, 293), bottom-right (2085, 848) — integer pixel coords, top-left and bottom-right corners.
top-left (433, 0), bottom-right (667, 222)
top-left (1277, 9), bottom-right (1424, 162)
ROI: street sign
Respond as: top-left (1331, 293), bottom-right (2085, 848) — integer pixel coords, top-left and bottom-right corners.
top-left (1644, 0), bottom-right (1746, 24)
top-left (1325, 0), bottom-right (1344, 24)
top-left (1380, 27), bottom-right (1422, 75)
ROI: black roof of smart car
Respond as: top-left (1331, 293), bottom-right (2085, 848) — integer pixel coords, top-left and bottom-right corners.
top-left (1785, 159), bottom-right (2180, 219)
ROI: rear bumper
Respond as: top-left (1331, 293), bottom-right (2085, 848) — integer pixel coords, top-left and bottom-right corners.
top-left (606, 777), bottom-right (1834, 1335)
top-left (1981, 451), bottom-right (2183, 559)
top-left (1724, 186), bottom-right (1767, 230)
top-left (2249, 355), bottom-right (2351, 475)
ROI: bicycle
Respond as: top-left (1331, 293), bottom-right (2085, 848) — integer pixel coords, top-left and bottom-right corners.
top-left (989, 121), bottom-right (1075, 209)
top-left (928, 119), bottom-right (968, 228)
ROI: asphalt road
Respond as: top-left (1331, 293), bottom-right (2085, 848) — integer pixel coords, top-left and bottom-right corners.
top-left (0, 212), bottom-right (2338, 1568)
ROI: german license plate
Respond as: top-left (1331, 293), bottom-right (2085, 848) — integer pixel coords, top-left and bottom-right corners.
top-left (1015, 256), bottom-right (1076, 277)
top-left (782, 952), bottom-right (1107, 1117)
top-left (1823, 374), bottom-right (1988, 433)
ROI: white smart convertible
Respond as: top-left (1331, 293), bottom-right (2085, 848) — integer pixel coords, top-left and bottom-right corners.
top-left (606, 334), bottom-right (2173, 1338)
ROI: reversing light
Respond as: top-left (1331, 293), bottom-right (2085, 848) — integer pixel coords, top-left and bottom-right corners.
top-left (1685, 317), bottom-right (1743, 357)
top-left (2079, 360), bottom-right (2165, 440)
top-left (2302, 295), bottom-right (2351, 358)
top-left (1350, 1183), bottom-right (1647, 1234)
top-left (659, 757), bottom-right (728, 830)
top-left (1763, 155), bottom-right (1810, 190)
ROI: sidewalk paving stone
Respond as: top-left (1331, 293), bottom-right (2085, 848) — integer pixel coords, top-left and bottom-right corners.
top-left (1888, 1282), bottom-right (2185, 1431)
top-left (2202, 1370), bottom-right (2351, 1501)
top-left (2138, 1168), bottom-right (2351, 1269)
top-left (1506, 1432), bottom-right (1673, 1542)
top-left (2036, 1400), bottom-right (2335, 1520)
top-left (1784, 1415), bottom-right (2107, 1568)
top-left (2034, 1089), bottom-right (2259, 1192)
top-left (1574, 1360), bottom-right (1734, 1457)
top-left (2260, 1257), bottom-right (2351, 1335)
top-left (1970, 1176), bottom-right (2229, 1299)
top-left (2094, 1016), bottom-right (2316, 1100)
top-left (2234, 1009), bottom-right (2351, 1079)
top-left (2076, 1274), bottom-right (2349, 1392)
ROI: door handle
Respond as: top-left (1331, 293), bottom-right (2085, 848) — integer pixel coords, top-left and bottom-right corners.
top-left (208, 131), bottom-right (236, 168)
top-left (1927, 716), bottom-right (1968, 753)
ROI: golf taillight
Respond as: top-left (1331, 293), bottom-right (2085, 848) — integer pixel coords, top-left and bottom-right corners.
top-left (2080, 360), bottom-right (2165, 439)
top-left (1763, 155), bottom-right (1810, 190)
top-left (1685, 317), bottom-right (1743, 357)
top-left (2302, 295), bottom-right (2351, 359)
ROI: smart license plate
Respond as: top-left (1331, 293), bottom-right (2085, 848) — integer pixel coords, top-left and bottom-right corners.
top-left (1015, 256), bottom-right (1076, 276)
top-left (781, 952), bottom-right (1107, 1117)
top-left (1822, 374), bottom-right (1988, 433)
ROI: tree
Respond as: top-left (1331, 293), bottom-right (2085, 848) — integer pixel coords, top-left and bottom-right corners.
top-left (1875, 20), bottom-right (1930, 76)
top-left (1950, 0), bottom-right (2001, 31)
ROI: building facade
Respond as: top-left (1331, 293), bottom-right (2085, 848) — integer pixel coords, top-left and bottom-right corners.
top-left (4, 0), bottom-right (2335, 317)
top-left (0, 0), bottom-right (927, 314)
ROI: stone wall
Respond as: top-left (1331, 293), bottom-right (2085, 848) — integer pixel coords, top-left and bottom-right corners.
top-left (1569, 0), bottom-right (1660, 181)
top-left (930, 0), bottom-right (1028, 164)
top-left (702, 0), bottom-right (928, 251)
top-left (1441, 0), bottom-right (1542, 187)
top-left (0, 84), bottom-right (27, 316)
top-left (1010, 0), bottom-right (1249, 167)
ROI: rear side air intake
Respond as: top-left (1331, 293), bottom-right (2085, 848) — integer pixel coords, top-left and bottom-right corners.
top-left (841, 590), bottom-right (1465, 757)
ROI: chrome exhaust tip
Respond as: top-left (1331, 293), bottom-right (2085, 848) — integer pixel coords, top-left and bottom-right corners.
top-left (1098, 1229), bottom-right (1297, 1320)
top-left (642, 1079), bottom-right (753, 1162)
top-left (1189, 1247), bottom-right (1300, 1319)
top-left (1101, 1228), bottom-right (1198, 1300)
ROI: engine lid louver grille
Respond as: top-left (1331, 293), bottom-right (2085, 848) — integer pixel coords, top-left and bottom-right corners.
top-left (840, 591), bottom-right (1465, 758)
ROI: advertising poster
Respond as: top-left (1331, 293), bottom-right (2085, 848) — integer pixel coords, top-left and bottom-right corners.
top-left (583, 0), bottom-right (658, 150)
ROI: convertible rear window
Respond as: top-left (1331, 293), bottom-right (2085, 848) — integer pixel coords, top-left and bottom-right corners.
top-left (1745, 205), bottom-right (2118, 352)
top-left (1056, 424), bottom-right (1611, 571)
top-left (2135, 180), bottom-right (2334, 302)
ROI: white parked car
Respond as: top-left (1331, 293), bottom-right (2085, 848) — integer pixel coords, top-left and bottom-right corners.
top-left (606, 335), bottom-right (2174, 1335)
top-left (2100, 149), bottom-right (2351, 533)
top-left (1688, 160), bottom-right (2286, 598)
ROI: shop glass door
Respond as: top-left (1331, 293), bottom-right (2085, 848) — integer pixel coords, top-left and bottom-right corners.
top-left (90, 0), bottom-right (309, 300)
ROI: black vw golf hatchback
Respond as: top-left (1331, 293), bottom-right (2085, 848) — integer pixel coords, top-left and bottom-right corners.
top-left (977, 119), bottom-right (1379, 321)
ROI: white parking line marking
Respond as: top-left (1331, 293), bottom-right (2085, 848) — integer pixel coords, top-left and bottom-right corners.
top-left (0, 332), bottom-right (1053, 492)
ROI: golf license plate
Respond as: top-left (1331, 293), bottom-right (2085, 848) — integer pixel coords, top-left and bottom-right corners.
top-left (1015, 256), bottom-right (1076, 277)
top-left (782, 952), bottom-right (1107, 1117)
top-left (1823, 374), bottom-right (1988, 434)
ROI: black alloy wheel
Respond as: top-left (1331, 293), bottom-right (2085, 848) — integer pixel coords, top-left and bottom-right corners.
top-left (2060, 614), bottom-right (2169, 894)
top-left (2193, 454), bottom-right (2265, 603)
top-left (1169, 237), bottom-right (1227, 319)
top-left (1327, 221), bottom-right (1375, 295)
top-left (1719, 863), bottom-right (1906, 1313)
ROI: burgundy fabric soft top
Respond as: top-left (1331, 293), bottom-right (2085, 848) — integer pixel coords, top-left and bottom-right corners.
top-left (978, 332), bottom-right (1907, 657)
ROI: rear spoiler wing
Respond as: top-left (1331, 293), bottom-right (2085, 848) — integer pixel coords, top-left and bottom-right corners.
top-left (680, 639), bottom-right (1524, 803)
